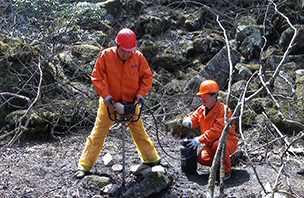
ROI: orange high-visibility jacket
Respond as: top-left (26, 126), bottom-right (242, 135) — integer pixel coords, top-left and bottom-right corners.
top-left (91, 46), bottom-right (153, 103)
top-left (189, 101), bottom-right (238, 147)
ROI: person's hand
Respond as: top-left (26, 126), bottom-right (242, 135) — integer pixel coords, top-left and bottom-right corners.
top-left (182, 117), bottom-right (192, 128)
top-left (137, 94), bottom-right (144, 103)
top-left (187, 137), bottom-right (200, 149)
top-left (104, 95), bottom-right (114, 107)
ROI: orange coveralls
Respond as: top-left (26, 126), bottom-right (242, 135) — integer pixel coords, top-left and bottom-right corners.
top-left (188, 101), bottom-right (238, 173)
top-left (78, 47), bottom-right (159, 172)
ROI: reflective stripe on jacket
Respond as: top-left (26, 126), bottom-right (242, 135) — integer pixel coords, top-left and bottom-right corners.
top-left (189, 101), bottom-right (238, 147)
top-left (91, 46), bottom-right (153, 103)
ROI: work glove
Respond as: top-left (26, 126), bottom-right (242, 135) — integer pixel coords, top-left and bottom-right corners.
top-left (115, 102), bottom-right (125, 114)
top-left (187, 137), bottom-right (200, 149)
top-left (137, 94), bottom-right (144, 103)
top-left (182, 117), bottom-right (192, 128)
top-left (104, 95), bottom-right (114, 107)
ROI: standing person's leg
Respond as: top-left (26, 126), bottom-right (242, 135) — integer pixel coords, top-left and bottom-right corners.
top-left (77, 98), bottom-right (114, 172)
top-left (128, 106), bottom-right (159, 163)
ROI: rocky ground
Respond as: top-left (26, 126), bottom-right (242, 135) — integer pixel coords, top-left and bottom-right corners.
top-left (1, 127), bottom-right (304, 198)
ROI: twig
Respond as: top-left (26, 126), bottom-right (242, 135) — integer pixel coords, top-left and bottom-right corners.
top-left (247, 135), bottom-right (287, 153)
top-left (268, 1), bottom-right (298, 86)
top-left (282, 119), bottom-right (304, 130)
top-left (0, 92), bottom-right (30, 108)
top-left (2, 59), bottom-right (43, 149)
top-left (261, 112), bottom-right (298, 158)
top-left (207, 13), bottom-right (235, 198)
top-left (280, 131), bottom-right (304, 163)
top-left (277, 73), bottom-right (297, 100)
top-left (238, 72), bottom-right (267, 194)
top-left (276, 190), bottom-right (301, 198)
top-left (270, 163), bottom-right (285, 197)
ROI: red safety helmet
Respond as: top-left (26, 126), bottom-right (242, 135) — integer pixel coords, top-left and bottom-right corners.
top-left (196, 80), bottom-right (219, 95)
top-left (115, 28), bottom-right (136, 51)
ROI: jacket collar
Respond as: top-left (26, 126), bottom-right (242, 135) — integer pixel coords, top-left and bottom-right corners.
top-left (113, 46), bottom-right (134, 61)
top-left (204, 100), bottom-right (220, 117)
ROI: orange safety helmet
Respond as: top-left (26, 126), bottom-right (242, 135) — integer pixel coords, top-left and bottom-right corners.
top-left (196, 80), bottom-right (219, 95)
top-left (115, 28), bottom-right (136, 51)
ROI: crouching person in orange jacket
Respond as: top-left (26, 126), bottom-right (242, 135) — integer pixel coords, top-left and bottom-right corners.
top-left (75, 28), bottom-right (160, 179)
top-left (182, 80), bottom-right (238, 180)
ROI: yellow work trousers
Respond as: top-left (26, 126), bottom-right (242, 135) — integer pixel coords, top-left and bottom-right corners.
top-left (78, 98), bottom-right (159, 172)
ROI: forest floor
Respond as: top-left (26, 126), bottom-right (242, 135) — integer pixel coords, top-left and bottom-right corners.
top-left (1, 128), bottom-right (304, 198)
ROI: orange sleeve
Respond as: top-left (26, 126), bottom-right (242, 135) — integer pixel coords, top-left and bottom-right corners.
top-left (189, 106), bottom-right (204, 128)
top-left (137, 53), bottom-right (153, 97)
top-left (91, 51), bottom-right (110, 98)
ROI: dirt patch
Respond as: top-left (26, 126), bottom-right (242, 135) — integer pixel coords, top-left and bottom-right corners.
top-left (1, 129), bottom-right (304, 198)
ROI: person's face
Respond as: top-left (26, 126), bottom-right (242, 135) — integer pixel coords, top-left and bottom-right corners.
top-left (117, 47), bottom-right (133, 60)
top-left (200, 93), bottom-right (217, 109)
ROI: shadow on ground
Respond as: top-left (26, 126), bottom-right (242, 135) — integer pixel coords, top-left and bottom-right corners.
top-left (185, 169), bottom-right (250, 188)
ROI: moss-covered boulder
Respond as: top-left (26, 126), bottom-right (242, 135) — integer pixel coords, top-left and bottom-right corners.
top-left (185, 7), bottom-right (214, 31)
top-left (96, 0), bottom-right (123, 19)
top-left (0, 34), bottom-right (38, 61)
top-left (266, 54), bottom-right (304, 70)
top-left (123, 0), bottom-right (145, 15)
top-left (124, 172), bottom-right (173, 198)
top-left (71, 43), bottom-right (101, 61)
top-left (143, 16), bottom-right (171, 36)
top-left (239, 35), bottom-right (265, 61)
top-left (82, 175), bottom-right (111, 189)
top-left (192, 33), bottom-right (225, 55)
top-left (233, 64), bottom-right (253, 81)
top-left (139, 37), bottom-right (159, 64)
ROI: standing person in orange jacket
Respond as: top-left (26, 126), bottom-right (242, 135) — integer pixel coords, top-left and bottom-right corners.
top-left (182, 80), bottom-right (238, 180)
top-left (75, 28), bottom-right (160, 179)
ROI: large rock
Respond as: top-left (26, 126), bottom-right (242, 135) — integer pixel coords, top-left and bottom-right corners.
top-left (0, 34), bottom-right (38, 62)
top-left (266, 54), bottom-right (304, 70)
top-left (139, 36), bottom-right (159, 63)
top-left (143, 16), bottom-right (170, 36)
top-left (153, 53), bottom-right (181, 73)
top-left (198, 46), bottom-right (242, 89)
top-left (279, 25), bottom-right (304, 55)
top-left (185, 7), bottom-right (214, 31)
top-left (192, 33), bottom-right (225, 54)
top-left (82, 175), bottom-right (111, 189)
top-left (124, 172), bottom-right (173, 198)
top-left (96, 0), bottom-right (123, 19)
top-left (123, 0), bottom-right (145, 16)
top-left (235, 24), bottom-right (271, 44)
top-left (71, 43), bottom-right (101, 60)
top-left (239, 34), bottom-right (265, 60)
top-left (232, 63), bottom-right (254, 81)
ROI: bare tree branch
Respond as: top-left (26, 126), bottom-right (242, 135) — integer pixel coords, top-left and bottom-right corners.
top-left (1, 59), bottom-right (43, 150)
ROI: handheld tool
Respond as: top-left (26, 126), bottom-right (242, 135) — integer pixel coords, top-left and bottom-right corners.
top-left (107, 99), bottom-right (143, 193)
